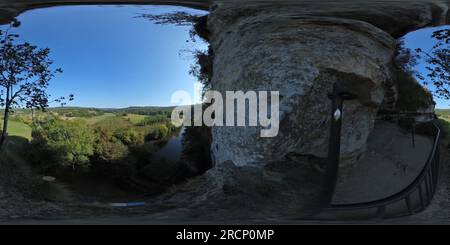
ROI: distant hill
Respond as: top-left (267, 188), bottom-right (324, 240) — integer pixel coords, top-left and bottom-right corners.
top-left (1, 106), bottom-right (176, 116)
top-left (436, 109), bottom-right (450, 116)
top-left (436, 109), bottom-right (450, 122)
top-left (100, 106), bottom-right (175, 115)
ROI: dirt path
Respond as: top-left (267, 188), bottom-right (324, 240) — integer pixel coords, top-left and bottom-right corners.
top-left (333, 121), bottom-right (433, 204)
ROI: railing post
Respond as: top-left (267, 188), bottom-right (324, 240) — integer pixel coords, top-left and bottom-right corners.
top-left (318, 121), bottom-right (440, 219)
top-left (320, 83), bottom-right (357, 208)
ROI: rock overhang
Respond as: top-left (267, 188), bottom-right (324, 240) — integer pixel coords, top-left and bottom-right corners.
top-left (0, 1), bottom-right (449, 37)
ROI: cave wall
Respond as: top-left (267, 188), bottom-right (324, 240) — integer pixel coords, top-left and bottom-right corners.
top-left (208, 8), bottom-right (396, 167)
top-left (1, 1), bottom-right (449, 35)
top-left (206, 1), bottom-right (449, 168)
top-left (204, 0), bottom-right (449, 213)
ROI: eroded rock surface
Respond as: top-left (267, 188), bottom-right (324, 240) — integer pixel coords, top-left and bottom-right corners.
top-left (203, 1), bottom-right (447, 215)
top-left (208, 4), bottom-right (395, 167)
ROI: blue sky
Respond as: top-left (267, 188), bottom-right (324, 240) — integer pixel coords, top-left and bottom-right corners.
top-left (6, 5), bottom-right (207, 108)
top-left (3, 5), bottom-right (449, 108)
top-left (403, 25), bottom-right (450, 109)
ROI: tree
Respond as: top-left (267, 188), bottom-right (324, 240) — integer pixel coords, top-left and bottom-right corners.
top-left (395, 39), bottom-right (421, 77)
top-left (0, 19), bottom-right (72, 148)
top-left (414, 29), bottom-right (450, 100)
top-left (30, 117), bottom-right (95, 171)
top-left (146, 124), bottom-right (169, 141)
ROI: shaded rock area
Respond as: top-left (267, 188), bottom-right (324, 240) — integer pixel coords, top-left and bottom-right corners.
top-left (117, 158), bottom-right (325, 222)
top-left (209, 6), bottom-right (395, 168)
top-left (0, 150), bottom-right (65, 219)
top-left (1, 0), bottom-right (449, 36)
top-left (333, 121), bottom-right (433, 204)
top-left (205, 1), bottom-right (447, 217)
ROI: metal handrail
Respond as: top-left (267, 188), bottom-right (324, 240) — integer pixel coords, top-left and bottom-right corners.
top-left (317, 84), bottom-right (441, 220)
top-left (322, 120), bottom-right (441, 219)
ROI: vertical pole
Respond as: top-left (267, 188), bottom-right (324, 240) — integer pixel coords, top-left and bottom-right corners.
top-left (320, 83), bottom-right (344, 208)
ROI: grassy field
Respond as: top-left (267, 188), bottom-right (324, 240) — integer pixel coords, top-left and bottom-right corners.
top-left (3, 113), bottom-right (116, 142)
top-left (83, 113), bottom-right (116, 125)
top-left (122, 113), bottom-right (147, 125)
top-left (434, 110), bottom-right (450, 142)
top-left (0, 119), bottom-right (32, 142)
top-left (437, 109), bottom-right (450, 121)
top-left (8, 120), bottom-right (32, 140)
top-left (2, 113), bottom-right (147, 141)
top-left (0, 106), bottom-right (173, 143)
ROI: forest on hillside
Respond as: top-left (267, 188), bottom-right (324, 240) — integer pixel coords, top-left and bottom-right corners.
top-left (0, 106), bottom-right (211, 200)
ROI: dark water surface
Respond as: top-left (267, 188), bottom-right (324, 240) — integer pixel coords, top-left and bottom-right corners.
top-left (152, 127), bottom-right (185, 163)
top-left (63, 128), bottom-right (186, 203)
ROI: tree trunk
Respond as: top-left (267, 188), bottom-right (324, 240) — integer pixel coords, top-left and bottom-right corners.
top-left (0, 86), bottom-right (11, 149)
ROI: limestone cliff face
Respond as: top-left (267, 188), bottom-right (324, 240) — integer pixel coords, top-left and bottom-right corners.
top-left (202, 1), bottom-right (447, 215)
top-left (204, 1), bottom-right (448, 169)
top-left (208, 4), bottom-right (396, 167)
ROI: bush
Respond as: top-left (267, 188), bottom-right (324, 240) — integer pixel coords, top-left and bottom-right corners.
top-left (92, 126), bottom-right (129, 161)
top-left (114, 127), bottom-right (144, 146)
top-left (396, 68), bottom-right (434, 111)
top-left (130, 142), bottom-right (159, 167)
top-left (56, 109), bottom-right (105, 118)
top-left (137, 114), bottom-right (169, 126)
top-left (29, 117), bottom-right (95, 171)
top-left (139, 158), bottom-right (179, 184)
top-left (145, 124), bottom-right (170, 141)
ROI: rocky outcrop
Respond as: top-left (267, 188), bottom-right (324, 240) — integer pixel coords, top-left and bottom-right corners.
top-left (204, 1), bottom-right (448, 213)
top-left (208, 6), bottom-right (395, 167)
top-left (204, 0), bottom-right (448, 164)
top-left (1, 1), bottom-right (449, 35)
top-left (0, 0), bottom-right (210, 24)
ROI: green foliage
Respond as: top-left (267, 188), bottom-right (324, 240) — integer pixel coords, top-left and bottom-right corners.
top-left (145, 124), bottom-right (170, 141)
top-left (29, 117), bottom-right (95, 171)
top-left (83, 113), bottom-right (116, 125)
top-left (0, 21), bottom-right (75, 151)
top-left (94, 115), bottom-right (132, 129)
top-left (137, 114), bottom-right (169, 126)
top-left (53, 108), bottom-right (105, 118)
top-left (415, 29), bottom-right (450, 100)
top-left (123, 113), bottom-right (147, 124)
top-left (437, 118), bottom-right (450, 141)
top-left (19, 107), bottom-right (185, 186)
top-left (103, 106), bottom-right (174, 116)
top-left (396, 68), bottom-right (434, 111)
top-left (114, 127), bottom-right (144, 146)
top-left (0, 27), bottom-right (64, 111)
top-left (436, 109), bottom-right (450, 118)
top-left (6, 120), bottom-right (32, 140)
top-left (92, 126), bottom-right (129, 162)
top-left (128, 142), bottom-right (159, 168)
top-left (179, 126), bottom-right (212, 177)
